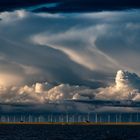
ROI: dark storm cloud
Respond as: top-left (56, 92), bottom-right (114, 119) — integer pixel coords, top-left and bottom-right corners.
top-left (34, 0), bottom-right (140, 13)
top-left (0, 0), bottom-right (140, 12)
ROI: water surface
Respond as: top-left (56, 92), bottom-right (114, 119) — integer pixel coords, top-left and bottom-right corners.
top-left (0, 124), bottom-right (140, 140)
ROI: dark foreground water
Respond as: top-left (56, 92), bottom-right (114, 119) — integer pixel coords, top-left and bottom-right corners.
top-left (0, 124), bottom-right (140, 140)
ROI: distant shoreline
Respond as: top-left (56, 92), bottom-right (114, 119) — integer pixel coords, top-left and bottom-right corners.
top-left (1, 122), bottom-right (140, 125)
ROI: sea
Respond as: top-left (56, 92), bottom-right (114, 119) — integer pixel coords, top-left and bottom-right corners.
top-left (0, 124), bottom-right (140, 140)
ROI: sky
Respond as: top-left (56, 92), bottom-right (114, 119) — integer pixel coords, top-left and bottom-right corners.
top-left (0, 0), bottom-right (140, 113)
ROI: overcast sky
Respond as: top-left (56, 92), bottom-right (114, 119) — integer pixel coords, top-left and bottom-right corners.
top-left (0, 1), bottom-right (140, 113)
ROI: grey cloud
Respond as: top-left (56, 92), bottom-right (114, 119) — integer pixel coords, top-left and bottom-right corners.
top-left (95, 22), bottom-right (140, 73)
top-left (0, 10), bottom-right (112, 87)
top-left (0, 10), bottom-right (140, 112)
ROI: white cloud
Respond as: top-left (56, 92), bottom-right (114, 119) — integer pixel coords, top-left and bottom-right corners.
top-left (0, 82), bottom-right (91, 104)
top-left (0, 69), bottom-right (140, 113)
top-left (0, 70), bottom-right (139, 105)
top-left (96, 70), bottom-right (140, 101)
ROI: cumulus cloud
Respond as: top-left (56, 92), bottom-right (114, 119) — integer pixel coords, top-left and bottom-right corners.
top-left (0, 70), bottom-right (140, 113)
top-left (0, 82), bottom-right (93, 104)
top-left (0, 70), bottom-right (140, 104)
top-left (95, 70), bottom-right (140, 101)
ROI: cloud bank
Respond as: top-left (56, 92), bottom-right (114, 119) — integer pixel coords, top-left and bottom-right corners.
top-left (0, 70), bottom-right (140, 104)
top-left (0, 70), bottom-right (140, 113)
